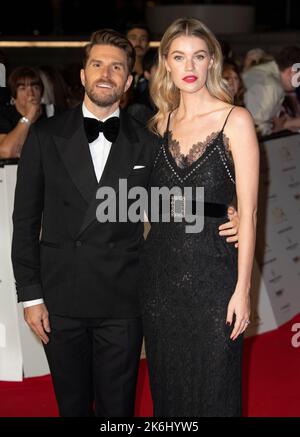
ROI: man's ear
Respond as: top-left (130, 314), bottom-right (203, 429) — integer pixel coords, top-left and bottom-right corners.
top-left (124, 74), bottom-right (133, 93)
top-left (80, 69), bottom-right (85, 87)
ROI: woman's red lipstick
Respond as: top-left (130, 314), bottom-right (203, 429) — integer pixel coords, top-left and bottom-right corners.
top-left (183, 75), bottom-right (197, 83)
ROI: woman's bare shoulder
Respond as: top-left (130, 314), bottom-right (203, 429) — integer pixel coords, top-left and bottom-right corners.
top-left (227, 106), bottom-right (254, 127)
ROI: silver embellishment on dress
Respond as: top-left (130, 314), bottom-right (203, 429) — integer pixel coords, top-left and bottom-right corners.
top-left (171, 194), bottom-right (186, 218)
top-left (153, 144), bottom-right (164, 168)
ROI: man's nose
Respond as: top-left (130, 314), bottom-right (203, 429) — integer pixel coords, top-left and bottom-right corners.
top-left (100, 66), bottom-right (110, 78)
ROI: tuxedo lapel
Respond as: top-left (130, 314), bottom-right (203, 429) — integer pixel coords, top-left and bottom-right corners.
top-left (77, 109), bottom-right (140, 237)
top-left (53, 106), bottom-right (98, 205)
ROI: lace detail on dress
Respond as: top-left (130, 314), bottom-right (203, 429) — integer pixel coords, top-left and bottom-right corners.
top-left (168, 130), bottom-right (231, 169)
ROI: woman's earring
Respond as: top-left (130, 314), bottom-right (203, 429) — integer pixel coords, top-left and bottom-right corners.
top-left (10, 97), bottom-right (15, 105)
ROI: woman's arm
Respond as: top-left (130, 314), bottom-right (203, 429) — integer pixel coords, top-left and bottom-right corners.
top-left (224, 107), bottom-right (260, 340)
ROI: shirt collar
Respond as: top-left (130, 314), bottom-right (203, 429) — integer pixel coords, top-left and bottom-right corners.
top-left (82, 103), bottom-right (120, 122)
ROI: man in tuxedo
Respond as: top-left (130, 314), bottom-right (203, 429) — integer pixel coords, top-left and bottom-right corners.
top-left (12, 29), bottom-right (158, 417)
top-left (12, 29), bottom-right (239, 417)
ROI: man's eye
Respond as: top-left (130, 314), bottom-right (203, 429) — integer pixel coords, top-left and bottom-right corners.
top-left (93, 63), bottom-right (100, 68)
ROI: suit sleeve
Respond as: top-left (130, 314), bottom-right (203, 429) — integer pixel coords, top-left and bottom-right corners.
top-left (11, 126), bottom-right (44, 302)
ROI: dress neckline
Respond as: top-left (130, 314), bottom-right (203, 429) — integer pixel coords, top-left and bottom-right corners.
top-left (168, 130), bottom-right (232, 170)
top-left (163, 107), bottom-right (234, 173)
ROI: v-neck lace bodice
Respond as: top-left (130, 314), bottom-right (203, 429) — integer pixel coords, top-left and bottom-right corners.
top-left (152, 106), bottom-right (236, 186)
top-left (168, 129), bottom-right (231, 169)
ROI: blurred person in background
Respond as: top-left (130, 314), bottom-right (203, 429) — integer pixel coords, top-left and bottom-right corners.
top-left (127, 47), bottom-right (158, 124)
top-left (39, 65), bottom-right (69, 111)
top-left (0, 66), bottom-right (45, 158)
top-left (243, 48), bottom-right (273, 72)
top-left (126, 22), bottom-right (150, 92)
top-left (243, 46), bottom-right (300, 136)
top-left (223, 61), bottom-right (245, 107)
top-left (62, 62), bottom-right (84, 108)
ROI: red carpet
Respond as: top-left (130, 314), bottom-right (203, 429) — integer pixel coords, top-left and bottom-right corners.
top-left (0, 314), bottom-right (299, 417)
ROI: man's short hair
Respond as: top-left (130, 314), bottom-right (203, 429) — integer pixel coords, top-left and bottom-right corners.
top-left (125, 21), bottom-right (151, 40)
top-left (276, 46), bottom-right (300, 71)
top-left (83, 29), bottom-right (136, 73)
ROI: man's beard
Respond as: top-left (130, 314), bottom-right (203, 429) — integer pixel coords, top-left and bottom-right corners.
top-left (85, 80), bottom-right (124, 107)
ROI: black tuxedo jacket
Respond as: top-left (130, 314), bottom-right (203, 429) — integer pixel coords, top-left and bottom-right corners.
top-left (12, 105), bottom-right (159, 317)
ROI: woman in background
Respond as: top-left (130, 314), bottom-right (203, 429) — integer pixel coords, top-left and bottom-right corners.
top-left (223, 61), bottom-right (245, 106)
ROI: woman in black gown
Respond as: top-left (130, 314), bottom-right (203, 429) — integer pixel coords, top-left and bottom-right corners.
top-left (140, 18), bottom-right (259, 417)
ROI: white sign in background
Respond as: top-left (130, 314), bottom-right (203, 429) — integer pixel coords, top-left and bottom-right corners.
top-left (0, 165), bottom-right (23, 380)
top-left (247, 133), bottom-right (300, 336)
top-left (0, 165), bottom-right (49, 381)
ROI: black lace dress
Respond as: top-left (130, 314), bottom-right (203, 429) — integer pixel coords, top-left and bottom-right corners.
top-left (140, 108), bottom-right (243, 417)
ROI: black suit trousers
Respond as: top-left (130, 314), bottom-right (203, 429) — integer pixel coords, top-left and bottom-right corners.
top-left (43, 315), bottom-right (143, 417)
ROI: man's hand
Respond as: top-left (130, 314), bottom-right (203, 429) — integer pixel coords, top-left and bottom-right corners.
top-left (24, 303), bottom-right (51, 344)
top-left (272, 115), bottom-right (289, 133)
top-left (24, 97), bottom-right (42, 124)
top-left (219, 206), bottom-right (239, 248)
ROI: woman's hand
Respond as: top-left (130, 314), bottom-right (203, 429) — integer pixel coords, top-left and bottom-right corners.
top-left (226, 287), bottom-right (251, 340)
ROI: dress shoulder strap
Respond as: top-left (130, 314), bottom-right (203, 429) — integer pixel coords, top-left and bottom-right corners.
top-left (221, 106), bottom-right (235, 132)
top-left (166, 111), bottom-right (172, 133)
top-left (162, 111), bottom-right (173, 144)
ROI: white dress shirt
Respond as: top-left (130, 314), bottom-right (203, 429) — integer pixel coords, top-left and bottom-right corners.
top-left (23, 104), bottom-right (120, 308)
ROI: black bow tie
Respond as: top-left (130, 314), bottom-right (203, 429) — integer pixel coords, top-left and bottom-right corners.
top-left (83, 116), bottom-right (120, 143)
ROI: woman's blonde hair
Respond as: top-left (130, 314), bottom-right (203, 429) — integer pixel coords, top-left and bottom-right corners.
top-left (149, 17), bottom-right (232, 133)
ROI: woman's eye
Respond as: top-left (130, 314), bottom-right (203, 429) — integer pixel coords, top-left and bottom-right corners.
top-left (174, 55), bottom-right (183, 61)
top-left (196, 55), bottom-right (205, 60)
